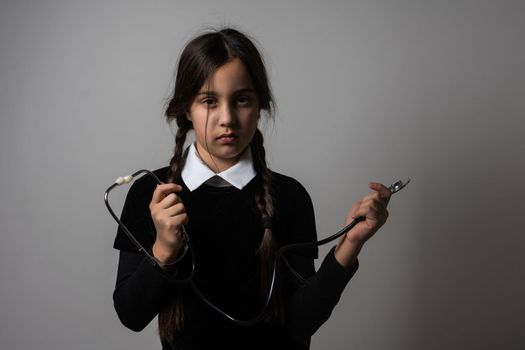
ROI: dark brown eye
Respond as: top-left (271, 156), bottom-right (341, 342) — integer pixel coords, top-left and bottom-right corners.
top-left (237, 95), bottom-right (251, 105)
top-left (202, 97), bottom-right (216, 106)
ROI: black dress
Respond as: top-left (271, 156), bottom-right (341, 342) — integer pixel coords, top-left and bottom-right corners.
top-left (113, 167), bottom-right (358, 350)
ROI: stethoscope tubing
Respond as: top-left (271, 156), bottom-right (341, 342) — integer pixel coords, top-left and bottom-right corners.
top-left (105, 170), bottom-right (409, 326)
top-left (104, 170), bottom-right (195, 284)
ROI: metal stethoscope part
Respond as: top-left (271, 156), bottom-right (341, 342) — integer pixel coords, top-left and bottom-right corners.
top-left (389, 178), bottom-right (411, 194)
top-left (105, 172), bottom-right (410, 326)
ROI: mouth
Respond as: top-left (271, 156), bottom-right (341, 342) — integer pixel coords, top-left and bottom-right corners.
top-left (217, 133), bottom-right (239, 144)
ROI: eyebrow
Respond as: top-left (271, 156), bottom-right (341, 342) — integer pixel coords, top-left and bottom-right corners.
top-left (195, 87), bottom-right (256, 96)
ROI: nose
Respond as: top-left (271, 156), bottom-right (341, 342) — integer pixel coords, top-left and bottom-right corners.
top-left (218, 102), bottom-right (237, 128)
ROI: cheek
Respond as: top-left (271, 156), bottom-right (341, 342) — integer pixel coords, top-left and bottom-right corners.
top-left (188, 109), bottom-right (208, 135)
top-left (193, 120), bottom-right (210, 143)
top-left (241, 109), bottom-right (260, 128)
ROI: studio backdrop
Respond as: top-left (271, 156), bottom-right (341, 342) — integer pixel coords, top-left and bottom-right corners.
top-left (0, 1), bottom-right (524, 349)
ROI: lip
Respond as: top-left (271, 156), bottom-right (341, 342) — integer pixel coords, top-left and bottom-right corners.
top-left (217, 133), bottom-right (238, 138)
top-left (217, 133), bottom-right (239, 144)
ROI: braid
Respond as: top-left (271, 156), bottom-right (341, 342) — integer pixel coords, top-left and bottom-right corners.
top-left (168, 121), bottom-right (191, 183)
top-left (251, 129), bottom-right (285, 322)
top-left (158, 120), bottom-right (190, 344)
top-left (158, 296), bottom-right (184, 344)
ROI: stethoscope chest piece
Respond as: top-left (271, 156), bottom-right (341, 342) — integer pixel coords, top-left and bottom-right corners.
top-left (389, 178), bottom-right (411, 194)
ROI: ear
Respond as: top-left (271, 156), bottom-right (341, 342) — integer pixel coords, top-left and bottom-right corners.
top-left (186, 111), bottom-right (192, 121)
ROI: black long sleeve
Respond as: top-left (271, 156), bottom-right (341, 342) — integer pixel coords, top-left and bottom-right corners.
top-left (112, 169), bottom-right (358, 349)
top-left (286, 248), bottom-right (358, 342)
top-left (113, 251), bottom-right (177, 331)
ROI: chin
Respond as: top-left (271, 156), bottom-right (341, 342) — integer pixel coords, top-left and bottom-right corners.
top-left (212, 148), bottom-right (244, 162)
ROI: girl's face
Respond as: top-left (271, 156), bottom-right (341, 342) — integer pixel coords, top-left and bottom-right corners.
top-left (187, 58), bottom-right (260, 172)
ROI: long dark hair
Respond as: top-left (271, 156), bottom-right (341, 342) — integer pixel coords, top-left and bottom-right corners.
top-left (159, 27), bottom-right (281, 344)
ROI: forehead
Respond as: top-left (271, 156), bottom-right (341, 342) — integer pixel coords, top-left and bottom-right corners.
top-left (200, 58), bottom-right (254, 93)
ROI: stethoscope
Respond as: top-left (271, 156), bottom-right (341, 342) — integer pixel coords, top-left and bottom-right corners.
top-left (104, 170), bottom-right (410, 326)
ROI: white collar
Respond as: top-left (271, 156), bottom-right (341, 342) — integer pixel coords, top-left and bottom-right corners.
top-left (181, 143), bottom-right (257, 192)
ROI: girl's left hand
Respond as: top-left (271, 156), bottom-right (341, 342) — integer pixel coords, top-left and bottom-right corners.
top-left (344, 182), bottom-right (392, 245)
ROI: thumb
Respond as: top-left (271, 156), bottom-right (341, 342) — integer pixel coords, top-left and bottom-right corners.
top-left (369, 182), bottom-right (392, 205)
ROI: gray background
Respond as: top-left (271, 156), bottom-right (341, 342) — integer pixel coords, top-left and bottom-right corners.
top-left (1, 0), bottom-right (524, 349)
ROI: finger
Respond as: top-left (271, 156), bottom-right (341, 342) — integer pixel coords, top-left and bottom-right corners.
top-left (164, 214), bottom-right (189, 232)
top-left (357, 192), bottom-right (386, 213)
top-left (369, 182), bottom-right (392, 203)
top-left (164, 202), bottom-right (186, 217)
top-left (349, 201), bottom-right (361, 220)
top-left (362, 191), bottom-right (383, 202)
top-left (166, 214), bottom-right (189, 230)
top-left (180, 212), bottom-right (189, 225)
top-left (351, 203), bottom-right (377, 222)
top-left (152, 193), bottom-right (178, 211)
top-left (348, 183), bottom-right (390, 221)
top-left (355, 196), bottom-right (389, 219)
top-left (158, 192), bottom-right (183, 209)
top-left (360, 199), bottom-right (386, 216)
top-left (370, 193), bottom-right (390, 212)
top-left (353, 203), bottom-right (378, 220)
top-left (153, 211), bottom-right (188, 232)
top-left (151, 183), bottom-right (183, 204)
top-left (354, 206), bottom-right (388, 228)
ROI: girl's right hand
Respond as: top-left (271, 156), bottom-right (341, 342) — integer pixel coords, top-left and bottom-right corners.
top-left (149, 183), bottom-right (189, 265)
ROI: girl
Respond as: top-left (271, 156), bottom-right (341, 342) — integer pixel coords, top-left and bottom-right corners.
top-left (113, 28), bottom-right (391, 350)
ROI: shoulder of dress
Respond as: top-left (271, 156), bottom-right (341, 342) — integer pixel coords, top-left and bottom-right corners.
top-left (269, 170), bottom-right (311, 198)
top-left (270, 170), bottom-right (298, 184)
